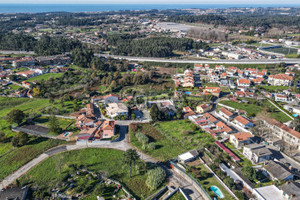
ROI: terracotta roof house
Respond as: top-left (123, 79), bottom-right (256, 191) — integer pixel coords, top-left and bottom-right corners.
top-left (101, 120), bottom-right (115, 139)
top-left (268, 74), bottom-right (293, 86)
top-left (196, 104), bottom-right (210, 114)
top-left (263, 118), bottom-right (300, 150)
top-left (219, 107), bottom-right (234, 120)
top-left (203, 86), bottom-right (221, 97)
top-left (234, 116), bottom-right (254, 129)
top-left (237, 79), bottom-right (251, 87)
top-left (216, 121), bottom-right (233, 134)
top-left (230, 132), bottom-right (254, 148)
top-left (203, 113), bottom-right (218, 124)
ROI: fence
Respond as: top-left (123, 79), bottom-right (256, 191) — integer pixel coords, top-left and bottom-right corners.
top-left (170, 161), bottom-right (212, 200)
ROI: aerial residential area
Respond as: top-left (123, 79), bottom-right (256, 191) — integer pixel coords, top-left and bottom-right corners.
top-left (0, 3), bottom-right (300, 200)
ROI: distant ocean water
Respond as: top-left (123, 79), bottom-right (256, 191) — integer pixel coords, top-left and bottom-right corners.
top-left (0, 4), bottom-right (299, 13)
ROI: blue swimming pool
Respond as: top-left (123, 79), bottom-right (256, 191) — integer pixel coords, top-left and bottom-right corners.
top-left (210, 186), bottom-right (224, 198)
top-left (184, 91), bottom-right (191, 95)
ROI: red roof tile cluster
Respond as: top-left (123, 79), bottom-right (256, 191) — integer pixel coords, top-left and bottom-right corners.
top-left (269, 74), bottom-right (293, 81)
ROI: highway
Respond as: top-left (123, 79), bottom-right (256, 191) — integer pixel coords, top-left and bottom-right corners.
top-left (96, 54), bottom-right (300, 64)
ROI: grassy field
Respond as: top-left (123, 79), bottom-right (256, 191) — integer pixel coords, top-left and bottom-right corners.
top-left (26, 73), bottom-right (64, 82)
top-left (19, 148), bottom-right (158, 199)
top-left (0, 97), bottom-right (72, 181)
top-left (219, 99), bottom-right (291, 123)
top-left (258, 85), bottom-right (289, 92)
top-left (155, 120), bottom-right (215, 150)
top-left (0, 138), bottom-right (64, 181)
top-left (33, 116), bottom-right (75, 135)
top-left (130, 123), bottom-right (186, 161)
top-left (264, 47), bottom-right (298, 55)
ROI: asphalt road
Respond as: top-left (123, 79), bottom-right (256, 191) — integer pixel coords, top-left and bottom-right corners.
top-left (96, 54), bottom-right (300, 64)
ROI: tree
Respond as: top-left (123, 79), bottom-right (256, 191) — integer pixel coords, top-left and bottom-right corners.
top-left (150, 104), bottom-right (161, 122)
top-left (146, 167), bottom-right (166, 190)
top-left (242, 165), bottom-right (257, 181)
top-left (12, 132), bottom-right (29, 147)
top-left (0, 132), bottom-right (9, 143)
top-left (123, 149), bottom-right (140, 178)
top-left (6, 109), bottom-right (25, 125)
top-left (49, 113), bottom-right (62, 133)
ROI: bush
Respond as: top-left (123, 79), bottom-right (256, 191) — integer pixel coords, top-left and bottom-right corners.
top-left (135, 132), bottom-right (149, 144)
top-left (147, 142), bottom-right (156, 151)
top-left (0, 132), bottom-right (10, 143)
top-left (12, 132), bottom-right (29, 147)
top-left (146, 167), bottom-right (166, 190)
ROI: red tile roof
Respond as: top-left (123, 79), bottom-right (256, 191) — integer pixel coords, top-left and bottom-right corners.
top-left (234, 116), bottom-right (251, 125)
top-left (219, 107), bottom-right (234, 117)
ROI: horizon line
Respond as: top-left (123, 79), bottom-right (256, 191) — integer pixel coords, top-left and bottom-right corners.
top-left (0, 3), bottom-right (300, 5)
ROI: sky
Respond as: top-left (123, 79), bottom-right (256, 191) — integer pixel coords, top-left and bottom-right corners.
top-left (0, 0), bottom-right (300, 4)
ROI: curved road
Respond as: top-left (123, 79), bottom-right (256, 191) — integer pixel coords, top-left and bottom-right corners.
top-left (96, 54), bottom-right (300, 64)
top-left (0, 126), bottom-right (203, 200)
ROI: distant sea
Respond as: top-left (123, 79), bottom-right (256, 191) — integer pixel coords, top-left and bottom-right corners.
top-left (0, 4), bottom-right (299, 13)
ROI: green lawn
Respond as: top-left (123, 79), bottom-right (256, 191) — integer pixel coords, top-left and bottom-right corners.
top-left (19, 148), bottom-right (158, 199)
top-left (219, 98), bottom-right (290, 123)
top-left (130, 123), bottom-right (186, 161)
top-left (155, 120), bottom-right (215, 150)
top-left (26, 73), bottom-right (64, 82)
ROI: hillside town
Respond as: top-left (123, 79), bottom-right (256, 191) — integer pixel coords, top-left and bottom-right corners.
top-left (0, 4), bottom-right (300, 200)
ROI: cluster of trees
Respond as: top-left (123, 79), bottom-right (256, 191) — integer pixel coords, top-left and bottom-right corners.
top-left (0, 33), bottom-right (36, 51)
top-left (168, 14), bottom-right (227, 25)
top-left (188, 27), bottom-right (228, 42)
top-left (110, 36), bottom-right (209, 57)
top-left (135, 132), bottom-right (156, 150)
top-left (34, 35), bottom-right (82, 56)
top-left (0, 34), bottom-right (82, 55)
top-left (169, 14), bottom-right (300, 29)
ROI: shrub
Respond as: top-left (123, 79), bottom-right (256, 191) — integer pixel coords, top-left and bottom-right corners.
top-left (135, 132), bottom-right (149, 144)
top-left (146, 167), bottom-right (166, 190)
top-left (12, 132), bottom-right (29, 147)
top-left (147, 142), bottom-right (156, 151)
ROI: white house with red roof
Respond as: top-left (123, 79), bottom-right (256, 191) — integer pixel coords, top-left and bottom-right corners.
top-left (237, 79), bottom-right (251, 87)
top-left (268, 74), bottom-right (293, 86)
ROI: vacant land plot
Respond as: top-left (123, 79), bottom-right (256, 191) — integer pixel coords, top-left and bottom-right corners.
top-left (0, 138), bottom-right (64, 181)
top-left (34, 116), bottom-right (74, 130)
top-left (258, 85), bottom-right (289, 92)
top-left (26, 73), bottom-right (63, 82)
top-left (155, 120), bottom-right (215, 150)
top-left (219, 99), bottom-right (290, 123)
top-left (19, 148), bottom-right (158, 199)
top-left (130, 123), bottom-right (185, 161)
